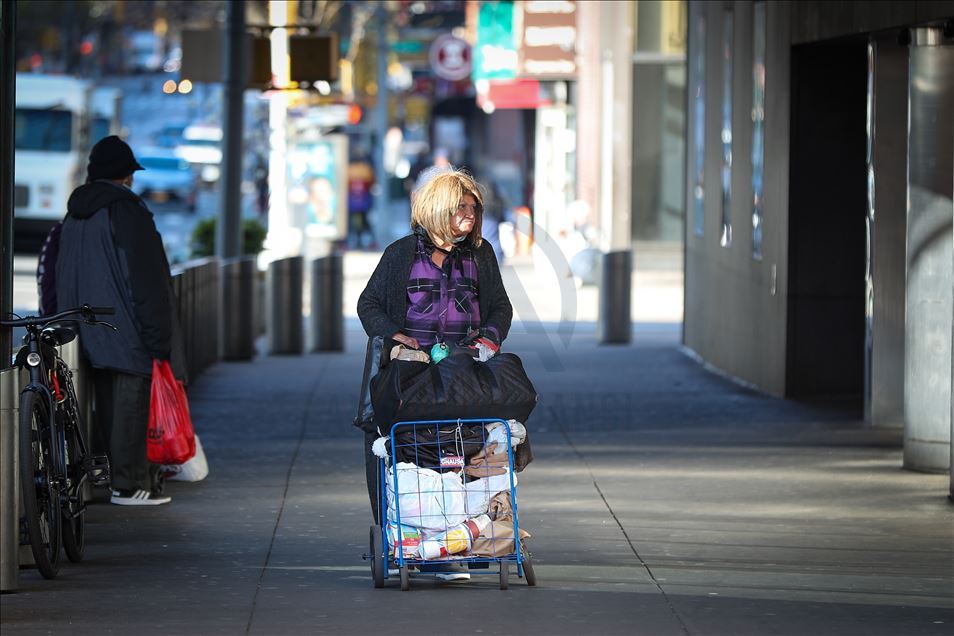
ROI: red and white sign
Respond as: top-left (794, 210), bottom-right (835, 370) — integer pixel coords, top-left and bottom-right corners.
top-left (440, 454), bottom-right (465, 468)
top-left (429, 34), bottom-right (472, 81)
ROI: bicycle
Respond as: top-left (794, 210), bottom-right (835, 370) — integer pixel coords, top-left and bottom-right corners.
top-left (1, 304), bottom-right (115, 579)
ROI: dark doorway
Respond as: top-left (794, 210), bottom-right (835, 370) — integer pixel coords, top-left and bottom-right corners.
top-left (786, 37), bottom-right (868, 406)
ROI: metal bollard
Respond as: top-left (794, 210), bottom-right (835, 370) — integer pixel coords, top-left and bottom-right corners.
top-left (267, 256), bottom-right (304, 355)
top-left (598, 250), bottom-right (633, 344)
top-left (222, 257), bottom-right (256, 360)
top-left (1, 367), bottom-right (20, 591)
top-left (310, 254), bottom-right (344, 352)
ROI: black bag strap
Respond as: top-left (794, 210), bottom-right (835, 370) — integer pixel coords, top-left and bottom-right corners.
top-left (353, 336), bottom-right (384, 431)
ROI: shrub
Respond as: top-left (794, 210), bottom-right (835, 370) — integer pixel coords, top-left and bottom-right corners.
top-left (190, 218), bottom-right (267, 258)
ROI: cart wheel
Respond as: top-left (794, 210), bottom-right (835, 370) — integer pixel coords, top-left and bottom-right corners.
top-left (400, 565), bottom-right (410, 591)
top-left (521, 546), bottom-right (537, 587)
top-left (499, 562), bottom-right (509, 590)
top-left (370, 526), bottom-right (385, 588)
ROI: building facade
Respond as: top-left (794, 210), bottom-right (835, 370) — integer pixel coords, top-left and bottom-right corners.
top-left (683, 1), bottom-right (954, 474)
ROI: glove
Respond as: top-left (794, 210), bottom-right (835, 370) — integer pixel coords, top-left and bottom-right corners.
top-left (459, 327), bottom-right (500, 350)
top-left (459, 328), bottom-right (500, 362)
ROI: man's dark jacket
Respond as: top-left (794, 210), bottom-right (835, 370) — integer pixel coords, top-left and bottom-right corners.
top-left (357, 233), bottom-right (513, 342)
top-left (56, 180), bottom-right (186, 380)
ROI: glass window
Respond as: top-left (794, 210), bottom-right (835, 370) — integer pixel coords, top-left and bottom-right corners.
top-left (720, 7), bottom-right (733, 247)
top-left (691, 11), bottom-right (706, 237)
top-left (90, 117), bottom-right (111, 146)
top-left (751, 2), bottom-right (765, 259)
top-left (14, 109), bottom-right (73, 152)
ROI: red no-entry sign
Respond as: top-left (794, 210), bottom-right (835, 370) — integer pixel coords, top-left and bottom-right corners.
top-left (429, 34), bottom-right (472, 81)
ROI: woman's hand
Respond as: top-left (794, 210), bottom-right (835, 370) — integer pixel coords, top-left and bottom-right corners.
top-left (392, 332), bottom-right (420, 350)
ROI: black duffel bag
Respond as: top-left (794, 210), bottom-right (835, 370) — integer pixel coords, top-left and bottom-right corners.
top-left (388, 422), bottom-right (487, 469)
top-left (370, 351), bottom-right (539, 435)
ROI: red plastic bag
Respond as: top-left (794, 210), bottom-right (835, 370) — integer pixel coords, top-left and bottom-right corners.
top-left (147, 359), bottom-right (196, 465)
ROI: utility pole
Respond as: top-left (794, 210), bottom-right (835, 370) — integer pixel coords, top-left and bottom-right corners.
top-left (1, 0), bottom-right (16, 361)
top-left (217, 0), bottom-right (247, 259)
top-left (372, 6), bottom-right (390, 245)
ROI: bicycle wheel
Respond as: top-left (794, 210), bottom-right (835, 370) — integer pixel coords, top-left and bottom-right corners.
top-left (19, 391), bottom-right (61, 579)
top-left (61, 408), bottom-right (86, 563)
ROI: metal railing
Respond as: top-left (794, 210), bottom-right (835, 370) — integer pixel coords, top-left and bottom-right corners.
top-left (171, 258), bottom-right (221, 383)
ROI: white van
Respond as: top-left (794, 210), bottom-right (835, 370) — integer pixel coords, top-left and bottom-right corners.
top-left (89, 86), bottom-right (123, 146)
top-left (14, 74), bottom-right (92, 245)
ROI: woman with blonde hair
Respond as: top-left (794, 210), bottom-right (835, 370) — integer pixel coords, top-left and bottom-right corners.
top-left (356, 168), bottom-right (513, 581)
top-left (358, 168), bottom-right (512, 355)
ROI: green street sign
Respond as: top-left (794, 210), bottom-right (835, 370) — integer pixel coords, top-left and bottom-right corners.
top-left (473, 1), bottom-right (517, 81)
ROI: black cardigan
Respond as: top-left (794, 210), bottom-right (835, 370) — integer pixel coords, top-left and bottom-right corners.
top-left (357, 234), bottom-right (513, 344)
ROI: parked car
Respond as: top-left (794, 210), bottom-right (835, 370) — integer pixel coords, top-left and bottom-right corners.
top-left (153, 123), bottom-right (188, 148)
top-left (175, 124), bottom-right (222, 185)
top-left (131, 148), bottom-right (198, 211)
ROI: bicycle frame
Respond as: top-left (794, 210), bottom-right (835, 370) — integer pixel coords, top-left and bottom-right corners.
top-left (18, 336), bottom-right (64, 481)
top-left (4, 305), bottom-right (116, 489)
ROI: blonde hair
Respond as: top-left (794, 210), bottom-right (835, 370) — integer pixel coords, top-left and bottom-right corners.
top-left (411, 169), bottom-right (484, 247)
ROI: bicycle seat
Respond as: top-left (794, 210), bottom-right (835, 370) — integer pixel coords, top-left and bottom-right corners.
top-left (41, 324), bottom-right (77, 346)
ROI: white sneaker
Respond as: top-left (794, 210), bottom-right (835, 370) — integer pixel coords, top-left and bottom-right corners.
top-left (110, 489), bottom-right (171, 506)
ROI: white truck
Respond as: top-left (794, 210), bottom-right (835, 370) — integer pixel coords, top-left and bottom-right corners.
top-left (14, 74), bottom-right (92, 247)
top-left (89, 86), bottom-right (123, 144)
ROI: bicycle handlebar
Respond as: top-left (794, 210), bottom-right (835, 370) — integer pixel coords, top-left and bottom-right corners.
top-left (0, 304), bottom-right (116, 329)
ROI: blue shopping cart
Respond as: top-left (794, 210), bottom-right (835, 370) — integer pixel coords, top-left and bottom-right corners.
top-left (367, 418), bottom-right (536, 590)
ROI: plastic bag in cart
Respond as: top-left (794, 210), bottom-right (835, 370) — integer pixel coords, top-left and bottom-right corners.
top-left (386, 462), bottom-right (467, 531)
top-left (465, 470), bottom-right (515, 517)
top-left (386, 522), bottom-right (422, 558)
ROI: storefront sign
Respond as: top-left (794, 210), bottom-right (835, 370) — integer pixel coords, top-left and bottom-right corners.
top-left (519, 0), bottom-right (577, 78)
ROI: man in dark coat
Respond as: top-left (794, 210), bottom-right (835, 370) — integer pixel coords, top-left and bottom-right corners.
top-left (56, 135), bottom-right (186, 506)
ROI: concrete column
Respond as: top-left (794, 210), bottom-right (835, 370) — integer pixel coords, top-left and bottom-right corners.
top-left (310, 254), bottom-right (343, 352)
top-left (371, 11), bottom-right (390, 242)
top-left (261, 1), bottom-right (301, 267)
top-left (903, 31), bottom-right (953, 473)
top-left (575, 1), bottom-right (601, 230)
top-left (598, 1), bottom-right (634, 253)
top-left (596, 1), bottom-right (634, 344)
top-left (267, 256), bottom-right (304, 355)
top-left (0, 368), bottom-right (19, 591)
top-left (222, 257), bottom-right (256, 360)
top-left (867, 35), bottom-right (908, 428)
top-left (217, 0), bottom-right (246, 260)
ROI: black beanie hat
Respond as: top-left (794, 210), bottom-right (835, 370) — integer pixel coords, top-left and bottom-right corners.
top-left (87, 135), bottom-right (145, 181)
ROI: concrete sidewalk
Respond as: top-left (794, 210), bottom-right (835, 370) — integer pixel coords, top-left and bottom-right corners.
top-left (2, 321), bottom-right (952, 635)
